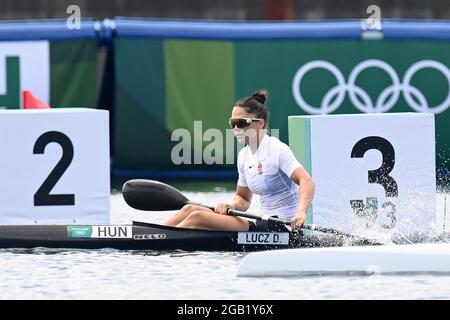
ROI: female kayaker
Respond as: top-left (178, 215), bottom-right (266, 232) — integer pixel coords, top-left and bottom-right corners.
top-left (165, 90), bottom-right (315, 231)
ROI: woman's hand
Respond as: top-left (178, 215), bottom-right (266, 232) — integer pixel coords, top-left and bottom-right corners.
top-left (215, 203), bottom-right (233, 215)
top-left (291, 209), bottom-right (307, 230)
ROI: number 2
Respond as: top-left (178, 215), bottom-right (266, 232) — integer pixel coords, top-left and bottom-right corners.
top-left (33, 131), bottom-right (75, 206)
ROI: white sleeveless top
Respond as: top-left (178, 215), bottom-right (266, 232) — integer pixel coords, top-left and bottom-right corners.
top-left (237, 135), bottom-right (302, 220)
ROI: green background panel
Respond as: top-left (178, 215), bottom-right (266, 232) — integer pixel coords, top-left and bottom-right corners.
top-left (113, 37), bottom-right (450, 173)
top-left (114, 38), bottom-right (171, 169)
top-left (114, 85), bottom-right (173, 169)
top-left (50, 40), bottom-right (97, 107)
top-left (165, 39), bottom-right (235, 166)
top-left (288, 115), bottom-right (313, 225)
top-left (0, 57), bottom-right (20, 108)
top-left (165, 40), bottom-right (234, 132)
top-left (288, 116), bottom-right (311, 174)
top-left (114, 39), bottom-right (166, 124)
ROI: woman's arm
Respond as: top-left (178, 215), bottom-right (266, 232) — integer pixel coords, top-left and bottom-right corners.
top-left (232, 185), bottom-right (253, 211)
top-left (290, 167), bottom-right (315, 229)
top-left (215, 185), bottom-right (253, 214)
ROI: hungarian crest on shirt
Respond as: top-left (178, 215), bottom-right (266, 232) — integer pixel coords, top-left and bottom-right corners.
top-left (257, 162), bottom-right (263, 175)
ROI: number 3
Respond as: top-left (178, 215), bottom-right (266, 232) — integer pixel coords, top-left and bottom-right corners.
top-left (351, 136), bottom-right (398, 197)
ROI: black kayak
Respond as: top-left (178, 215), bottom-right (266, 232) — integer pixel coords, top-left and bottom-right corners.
top-left (0, 221), bottom-right (375, 251)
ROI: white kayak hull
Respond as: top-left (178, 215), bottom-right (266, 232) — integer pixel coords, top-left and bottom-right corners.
top-left (237, 243), bottom-right (450, 277)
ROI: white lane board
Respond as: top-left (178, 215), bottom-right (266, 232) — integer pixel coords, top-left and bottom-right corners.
top-left (237, 242), bottom-right (450, 277)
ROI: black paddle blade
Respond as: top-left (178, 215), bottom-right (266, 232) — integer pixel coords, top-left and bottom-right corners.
top-left (122, 179), bottom-right (189, 211)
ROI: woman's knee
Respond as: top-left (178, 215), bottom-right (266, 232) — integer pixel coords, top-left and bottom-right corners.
top-left (181, 204), bottom-right (205, 213)
top-left (180, 204), bottom-right (192, 211)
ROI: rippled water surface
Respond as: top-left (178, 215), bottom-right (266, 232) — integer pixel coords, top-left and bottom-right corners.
top-left (0, 182), bottom-right (449, 300)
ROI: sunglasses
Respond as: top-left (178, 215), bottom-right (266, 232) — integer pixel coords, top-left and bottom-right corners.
top-left (228, 118), bottom-right (262, 129)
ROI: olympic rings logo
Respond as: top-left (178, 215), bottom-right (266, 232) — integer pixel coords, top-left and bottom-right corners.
top-left (292, 59), bottom-right (450, 114)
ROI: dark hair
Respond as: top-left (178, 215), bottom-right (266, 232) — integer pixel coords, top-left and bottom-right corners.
top-left (234, 90), bottom-right (269, 128)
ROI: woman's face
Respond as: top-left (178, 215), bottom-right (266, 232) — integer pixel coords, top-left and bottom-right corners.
top-left (230, 106), bottom-right (265, 144)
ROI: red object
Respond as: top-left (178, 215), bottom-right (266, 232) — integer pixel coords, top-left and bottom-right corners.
top-left (264, 0), bottom-right (293, 20)
top-left (22, 90), bottom-right (51, 109)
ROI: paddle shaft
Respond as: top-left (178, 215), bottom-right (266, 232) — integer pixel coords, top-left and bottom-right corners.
top-left (188, 201), bottom-right (215, 211)
top-left (191, 203), bottom-right (378, 241)
top-left (227, 208), bottom-right (362, 238)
